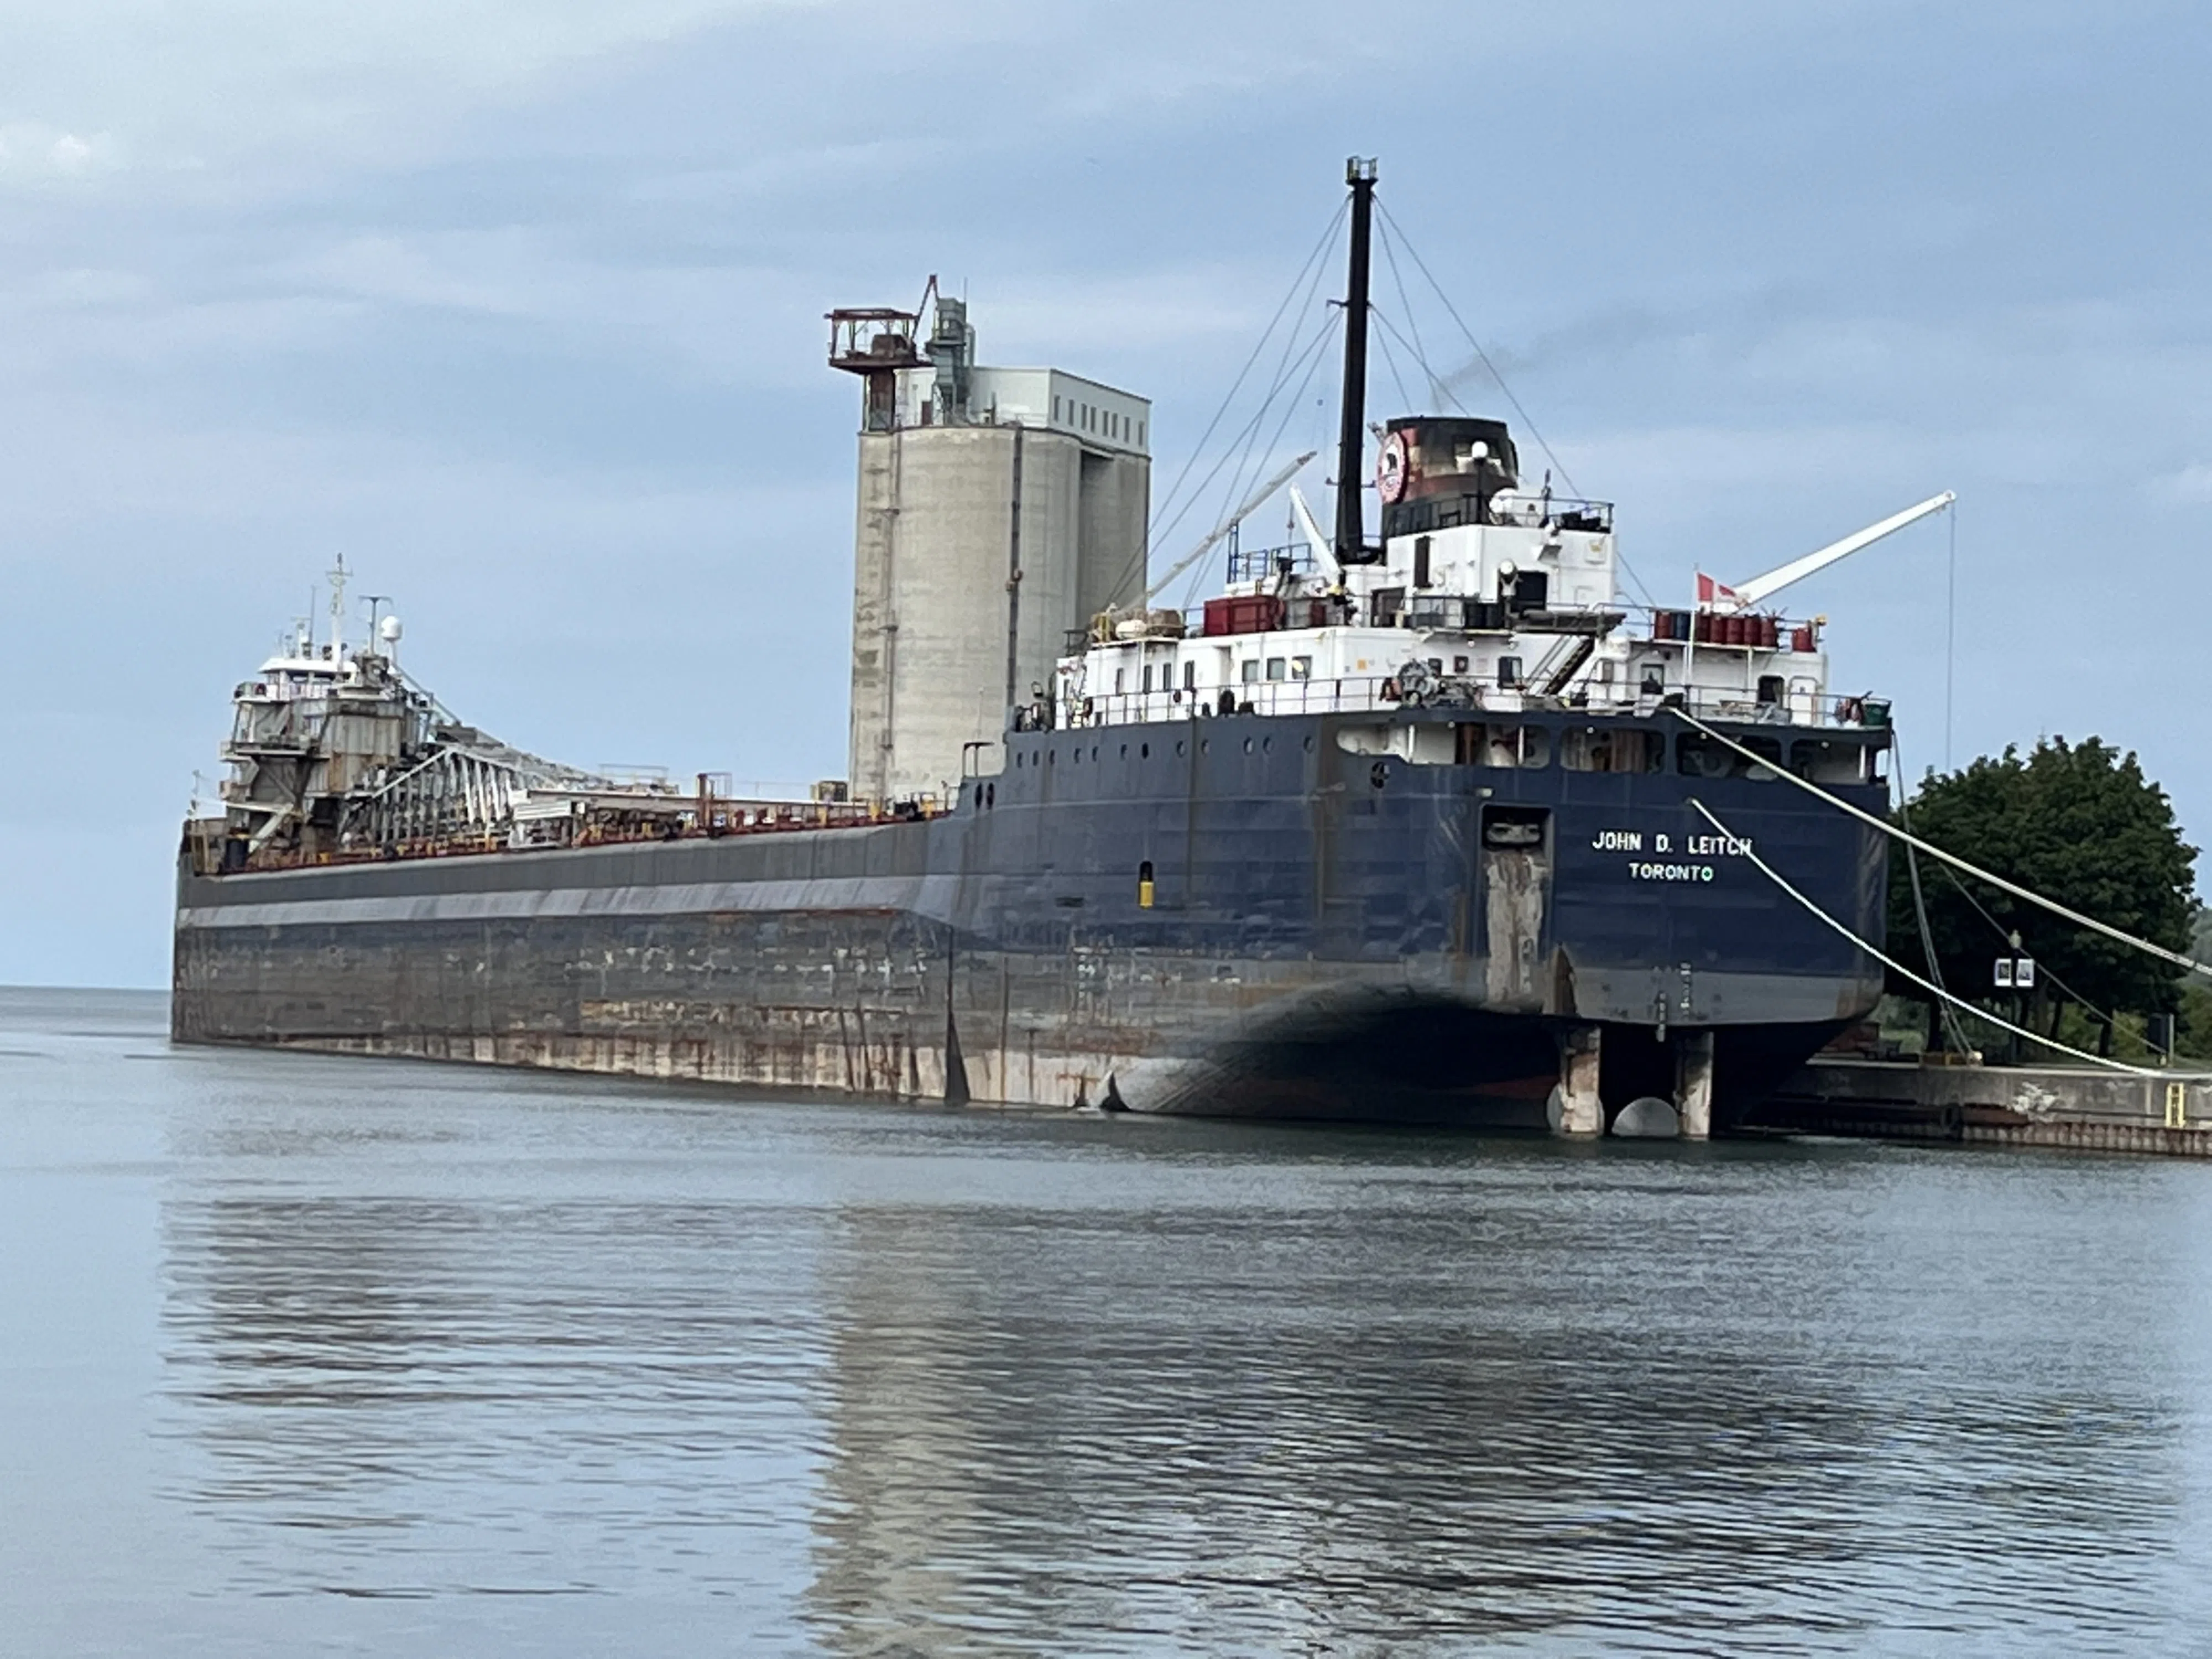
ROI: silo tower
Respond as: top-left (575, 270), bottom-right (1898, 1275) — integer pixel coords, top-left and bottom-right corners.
top-left (829, 285), bottom-right (1151, 803)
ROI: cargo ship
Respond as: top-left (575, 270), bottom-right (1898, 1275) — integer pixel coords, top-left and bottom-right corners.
top-left (172, 160), bottom-right (1931, 1135)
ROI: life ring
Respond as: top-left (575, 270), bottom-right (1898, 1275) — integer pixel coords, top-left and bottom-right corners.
top-left (1380, 676), bottom-right (1401, 702)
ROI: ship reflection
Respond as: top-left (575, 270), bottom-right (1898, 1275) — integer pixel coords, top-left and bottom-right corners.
top-left (795, 1141), bottom-right (2193, 1652)
top-left (158, 1109), bottom-right (2192, 1647)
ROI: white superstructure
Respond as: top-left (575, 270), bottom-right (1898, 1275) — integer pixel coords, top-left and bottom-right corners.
top-left (1048, 414), bottom-right (1946, 744)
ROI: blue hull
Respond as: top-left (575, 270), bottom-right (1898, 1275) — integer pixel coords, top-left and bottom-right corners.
top-left (173, 709), bottom-right (1890, 1126)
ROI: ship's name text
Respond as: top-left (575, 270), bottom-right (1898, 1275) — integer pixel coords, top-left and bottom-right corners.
top-left (1590, 830), bottom-right (1753, 857)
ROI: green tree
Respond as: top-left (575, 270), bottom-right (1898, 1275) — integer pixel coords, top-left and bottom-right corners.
top-left (1885, 737), bottom-right (2197, 1057)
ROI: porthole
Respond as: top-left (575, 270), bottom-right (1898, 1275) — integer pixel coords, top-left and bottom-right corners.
top-left (1201, 739), bottom-right (1211, 755)
top-left (1141, 743), bottom-right (1150, 759)
top-left (1120, 744), bottom-right (1129, 759)
top-left (1175, 740), bottom-right (1186, 757)
top-left (1091, 746), bottom-right (1099, 761)
top-left (1303, 735), bottom-right (1314, 753)
top-left (986, 782), bottom-right (995, 807)
top-left (1262, 737), bottom-right (1273, 754)
top-left (1243, 737), bottom-right (1254, 754)
top-left (1048, 749), bottom-right (1056, 765)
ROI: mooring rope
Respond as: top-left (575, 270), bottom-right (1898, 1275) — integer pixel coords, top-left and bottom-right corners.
top-left (1666, 706), bottom-right (2212, 983)
top-left (1685, 796), bottom-right (2162, 1078)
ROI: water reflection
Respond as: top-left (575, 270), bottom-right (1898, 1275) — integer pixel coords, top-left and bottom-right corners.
top-left (792, 1144), bottom-right (2202, 1653)
top-left (145, 1056), bottom-right (2212, 1654)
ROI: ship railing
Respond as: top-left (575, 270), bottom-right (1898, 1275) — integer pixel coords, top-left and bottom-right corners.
top-left (213, 791), bottom-right (950, 875)
top-left (1053, 676), bottom-right (1892, 731)
top-left (1664, 687), bottom-right (1892, 731)
top-left (1224, 541), bottom-right (1319, 584)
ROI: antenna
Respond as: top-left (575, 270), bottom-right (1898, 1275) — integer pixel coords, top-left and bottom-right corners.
top-left (363, 594), bottom-right (392, 656)
top-left (327, 555), bottom-right (349, 661)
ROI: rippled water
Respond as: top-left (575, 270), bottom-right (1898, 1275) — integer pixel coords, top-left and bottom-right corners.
top-left (6, 987), bottom-right (2210, 1655)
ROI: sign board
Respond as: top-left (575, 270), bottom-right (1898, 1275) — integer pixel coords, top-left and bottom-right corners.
top-left (2015, 958), bottom-right (2036, 989)
top-left (1994, 958), bottom-right (2013, 988)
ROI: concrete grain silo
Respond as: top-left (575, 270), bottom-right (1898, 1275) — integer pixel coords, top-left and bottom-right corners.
top-left (830, 290), bottom-right (1150, 802)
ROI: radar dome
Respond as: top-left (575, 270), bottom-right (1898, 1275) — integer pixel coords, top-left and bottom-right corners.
top-left (379, 615), bottom-right (403, 643)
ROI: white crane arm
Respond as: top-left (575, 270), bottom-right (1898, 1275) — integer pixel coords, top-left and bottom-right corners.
top-left (1288, 484), bottom-right (1336, 578)
top-left (1142, 451), bottom-right (1317, 606)
top-left (1728, 491), bottom-right (1955, 609)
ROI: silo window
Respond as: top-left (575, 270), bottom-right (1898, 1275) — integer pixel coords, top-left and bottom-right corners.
top-left (1053, 396), bottom-right (1061, 421)
top-left (1138, 860), bottom-right (1155, 909)
top-left (1138, 421), bottom-right (1145, 446)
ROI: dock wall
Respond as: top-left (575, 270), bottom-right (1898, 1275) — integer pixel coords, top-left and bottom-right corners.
top-left (1756, 1058), bottom-right (2212, 1157)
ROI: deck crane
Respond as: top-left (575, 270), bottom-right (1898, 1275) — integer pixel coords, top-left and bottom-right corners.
top-left (1710, 492), bottom-right (1955, 610)
top-left (1288, 485), bottom-right (1336, 579)
top-left (1138, 452), bottom-right (1319, 608)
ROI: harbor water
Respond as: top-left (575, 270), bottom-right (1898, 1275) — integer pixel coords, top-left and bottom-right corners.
top-left (6, 987), bottom-right (2210, 1656)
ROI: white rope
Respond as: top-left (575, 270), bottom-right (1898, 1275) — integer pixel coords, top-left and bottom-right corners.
top-left (1686, 797), bottom-right (2162, 1078)
top-left (1667, 706), bottom-right (2212, 983)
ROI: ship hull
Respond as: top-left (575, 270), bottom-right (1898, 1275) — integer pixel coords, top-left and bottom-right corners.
top-left (174, 712), bottom-right (1890, 1129)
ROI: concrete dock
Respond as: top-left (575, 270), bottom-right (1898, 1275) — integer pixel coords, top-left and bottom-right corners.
top-left (1749, 1057), bottom-right (2212, 1157)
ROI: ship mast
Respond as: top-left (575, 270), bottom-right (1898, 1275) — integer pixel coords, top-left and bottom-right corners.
top-left (1334, 156), bottom-right (1378, 566)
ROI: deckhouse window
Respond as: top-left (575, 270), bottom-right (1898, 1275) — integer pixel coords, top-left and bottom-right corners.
top-left (1677, 733), bottom-right (1782, 780)
top-left (1791, 739), bottom-right (1870, 784)
top-left (1241, 661), bottom-right (1259, 685)
top-left (1265, 658), bottom-right (1287, 682)
top-left (1563, 728), bottom-right (1663, 774)
top-left (1457, 723), bottom-right (1550, 769)
top-left (1290, 656), bottom-right (1312, 680)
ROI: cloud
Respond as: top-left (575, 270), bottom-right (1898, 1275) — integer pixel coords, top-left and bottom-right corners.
top-left (2162, 463), bottom-right (2212, 503)
top-left (0, 0), bottom-right (813, 194)
top-left (0, 122), bottom-right (118, 182)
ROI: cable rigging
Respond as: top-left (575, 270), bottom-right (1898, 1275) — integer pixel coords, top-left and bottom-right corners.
top-left (1671, 707), bottom-right (2212, 985)
top-left (1130, 201), bottom-right (1345, 598)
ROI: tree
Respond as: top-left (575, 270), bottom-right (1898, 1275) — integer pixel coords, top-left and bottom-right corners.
top-left (1885, 737), bottom-right (2198, 1057)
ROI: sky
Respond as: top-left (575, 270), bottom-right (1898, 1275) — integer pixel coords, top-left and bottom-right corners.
top-left (3, 0), bottom-right (2208, 988)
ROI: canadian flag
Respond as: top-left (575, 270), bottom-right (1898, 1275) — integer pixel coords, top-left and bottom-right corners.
top-left (1695, 571), bottom-right (1740, 607)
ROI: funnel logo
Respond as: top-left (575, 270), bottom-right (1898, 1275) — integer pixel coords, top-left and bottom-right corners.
top-left (1376, 431), bottom-right (1408, 504)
